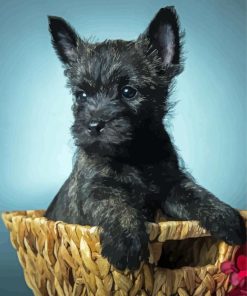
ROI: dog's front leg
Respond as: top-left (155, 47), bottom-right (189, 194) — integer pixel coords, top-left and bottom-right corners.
top-left (83, 187), bottom-right (149, 270)
top-left (161, 178), bottom-right (246, 245)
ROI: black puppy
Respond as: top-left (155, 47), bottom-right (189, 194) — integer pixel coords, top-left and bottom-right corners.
top-left (45, 6), bottom-right (246, 270)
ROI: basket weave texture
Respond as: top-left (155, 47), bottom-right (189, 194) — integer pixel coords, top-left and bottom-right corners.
top-left (2, 210), bottom-right (247, 296)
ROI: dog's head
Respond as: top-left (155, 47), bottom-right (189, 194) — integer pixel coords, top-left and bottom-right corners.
top-left (49, 7), bottom-right (183, 156)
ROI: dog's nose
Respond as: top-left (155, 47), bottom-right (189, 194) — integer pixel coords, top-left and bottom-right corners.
top-left (88, 120), bottom-right (105, 135)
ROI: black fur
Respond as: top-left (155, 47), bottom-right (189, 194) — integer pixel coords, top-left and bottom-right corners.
top-left (45, 7), bottom-right (246, 270)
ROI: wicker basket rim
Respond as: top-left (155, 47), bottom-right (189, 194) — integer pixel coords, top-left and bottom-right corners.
top-left (2, 209), bottom-right (247, 242)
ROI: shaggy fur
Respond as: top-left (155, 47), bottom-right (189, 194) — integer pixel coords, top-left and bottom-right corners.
top-left (45, 6), bottom-right (246, 270)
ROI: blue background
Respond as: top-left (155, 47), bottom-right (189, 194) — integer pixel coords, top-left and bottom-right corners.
top-left (0, 0), bottom-right (246, 294)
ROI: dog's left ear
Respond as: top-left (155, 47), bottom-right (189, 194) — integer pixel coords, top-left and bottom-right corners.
top-left (48, 16), bottom-right (80, 64)
top-left (141, 6), bottom-right (182, 67)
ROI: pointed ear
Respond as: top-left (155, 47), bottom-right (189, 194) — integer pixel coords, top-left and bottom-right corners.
top-left (48, 16), bottom-right (80, 64)
top-left (143, 6), bottom-right (182, 67)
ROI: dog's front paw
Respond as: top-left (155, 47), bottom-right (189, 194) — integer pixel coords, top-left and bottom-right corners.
top-left (100, 225), bottom-right (149, 271)
top-left (202, 207), bottom-right (246, 245)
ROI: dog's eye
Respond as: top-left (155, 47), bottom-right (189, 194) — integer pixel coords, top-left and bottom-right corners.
top-left (76, 90), bottom-right (87, 103)
top-left (121, 86), bottom-right (137, 99)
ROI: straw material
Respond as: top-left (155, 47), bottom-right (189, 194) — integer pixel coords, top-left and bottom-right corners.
top-left (2, 210), bottom-right (247, 296)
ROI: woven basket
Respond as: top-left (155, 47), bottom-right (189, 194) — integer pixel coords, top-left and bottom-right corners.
top-left (2, 210), bottom-right (247, 296)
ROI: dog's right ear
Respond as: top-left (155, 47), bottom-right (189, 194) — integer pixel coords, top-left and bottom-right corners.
top-left (48, 16), bottom-right (80, 64)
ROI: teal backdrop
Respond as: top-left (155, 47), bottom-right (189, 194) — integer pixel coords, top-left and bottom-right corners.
top-left (0, 0), bottom-right (246, 294)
